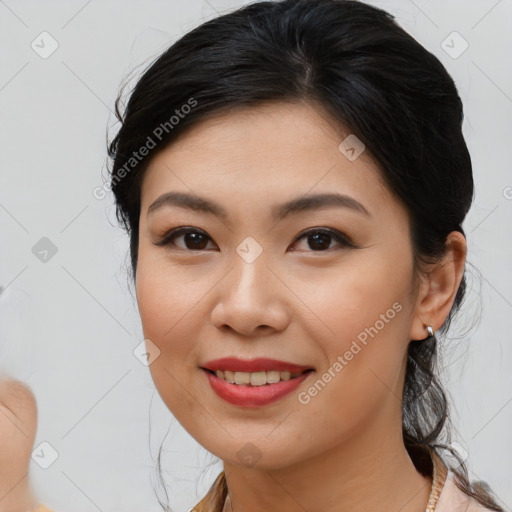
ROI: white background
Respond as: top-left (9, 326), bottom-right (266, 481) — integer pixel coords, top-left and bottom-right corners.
top-left (0, 1), bottom-right (511, 511)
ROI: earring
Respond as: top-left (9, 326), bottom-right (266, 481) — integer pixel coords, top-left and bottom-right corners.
top-left (426, 325), bottom-right (434, 338)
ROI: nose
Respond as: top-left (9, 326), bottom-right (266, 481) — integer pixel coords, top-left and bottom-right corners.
top-left (210, 251), bottom-right (291, 337)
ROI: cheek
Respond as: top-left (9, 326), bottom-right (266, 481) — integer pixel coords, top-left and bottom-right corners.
top-left (135, 260), bottom-right (210, 424)
top-left (134, 254), bottom-right (210, 405)
top-left (294, 248), bottom-right (413, 350)
top-left (293, 251), bottom-right (413, 422)
top-left (135, 251), bottom-right (211, 348)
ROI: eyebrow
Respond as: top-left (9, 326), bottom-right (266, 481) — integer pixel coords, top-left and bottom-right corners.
top-left (147, 191), bottom-right (371, 222)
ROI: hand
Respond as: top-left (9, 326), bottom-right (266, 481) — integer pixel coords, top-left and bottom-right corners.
top-left (0, 377), bottom-right (39, 512)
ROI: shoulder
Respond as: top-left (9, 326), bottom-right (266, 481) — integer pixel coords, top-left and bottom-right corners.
top-left (436, 471), bottom-right (497, 512)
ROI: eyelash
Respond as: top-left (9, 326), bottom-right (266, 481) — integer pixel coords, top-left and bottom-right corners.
top-left (154, 226), bottom-right (355, 252)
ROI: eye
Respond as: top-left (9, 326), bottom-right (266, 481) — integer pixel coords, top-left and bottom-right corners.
top-left (154, 227), bottom-right (217, 251)
top-left (154, 226), bottom-right (354, 252)
top-left (290, 228), bottom-right (354, 252)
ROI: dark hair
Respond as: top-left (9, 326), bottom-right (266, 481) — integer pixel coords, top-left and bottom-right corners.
top-left (107, 0), bottom-right (503, 510)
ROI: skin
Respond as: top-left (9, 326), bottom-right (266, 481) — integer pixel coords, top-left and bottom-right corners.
top-left (136, 100), bottom-right (467, 512)
top-left (0, 377), bottom-right (39, 512)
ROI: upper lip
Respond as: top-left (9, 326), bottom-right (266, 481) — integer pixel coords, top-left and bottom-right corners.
top-left (201, 357), bottom-right (314, 374)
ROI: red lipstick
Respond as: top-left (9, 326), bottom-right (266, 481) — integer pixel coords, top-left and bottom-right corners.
top-left (200, 357), bottom-right (314, 408)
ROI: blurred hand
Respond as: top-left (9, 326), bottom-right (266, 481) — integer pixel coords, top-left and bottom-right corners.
top-left (0, 377), bottom-right (39, 512)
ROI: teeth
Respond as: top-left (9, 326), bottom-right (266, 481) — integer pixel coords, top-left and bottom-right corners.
top-left (266, 370), bottom-right (281, 384)
top-left (280, 371), bottom-right (291, 381)
top-left (250, 371), bottom-right (267, 386)
top-left (234, 372), bottom-right (251, 385)
top-left (214, 369), bottom-right (303, 385)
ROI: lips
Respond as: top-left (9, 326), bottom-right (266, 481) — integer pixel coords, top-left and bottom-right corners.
top-left (200, 357), bottom-right (315, 407)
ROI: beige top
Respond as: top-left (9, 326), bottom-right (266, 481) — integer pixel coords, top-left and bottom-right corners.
top-left (437, 474), bottom-right (494, 512)
top-left (427, 449), bottom-right (495, 512)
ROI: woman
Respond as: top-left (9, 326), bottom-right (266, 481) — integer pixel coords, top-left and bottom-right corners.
top-left (7, 0), bottom-right (504, 511)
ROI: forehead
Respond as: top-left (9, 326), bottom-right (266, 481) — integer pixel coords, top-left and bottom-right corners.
top-left (149, 100), bottom-right (370, 168)
top-left (140, 101), bottom-right (394, 217)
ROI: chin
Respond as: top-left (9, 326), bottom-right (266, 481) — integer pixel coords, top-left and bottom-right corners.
top-left (198, 435), bottom-right (308, 471)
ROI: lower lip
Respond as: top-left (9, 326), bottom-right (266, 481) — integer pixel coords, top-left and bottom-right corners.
top-left (202, 369), bottom-right (313, 407)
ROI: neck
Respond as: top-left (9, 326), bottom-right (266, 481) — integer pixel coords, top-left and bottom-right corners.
top-left (221, 411), bottom-right (432, 512)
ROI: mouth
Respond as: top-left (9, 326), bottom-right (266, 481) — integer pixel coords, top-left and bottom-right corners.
top-left (199, 357), bottom-right (315, 407)
top-left (201, 368), bottom-right (315, 386)
top-left (200, 365), bottom-right (315, 408)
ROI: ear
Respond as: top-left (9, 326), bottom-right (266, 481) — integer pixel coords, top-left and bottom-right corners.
top-left (409, 231), bottom-right (467, 341)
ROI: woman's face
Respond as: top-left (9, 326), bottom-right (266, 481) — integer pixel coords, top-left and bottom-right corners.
top-left (135, 101), bottom-right (424, 469)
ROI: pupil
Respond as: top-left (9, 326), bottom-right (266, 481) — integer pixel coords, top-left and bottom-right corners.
top-left (186, 233), bottom-right (208, 250)
top-left (309, 233), bottom-right (331, 250)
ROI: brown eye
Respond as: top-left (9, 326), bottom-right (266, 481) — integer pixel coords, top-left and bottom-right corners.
top-left (154, 227), bottom-right (217, 251)
top-left (291, 228), bottom-right (353, 252)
